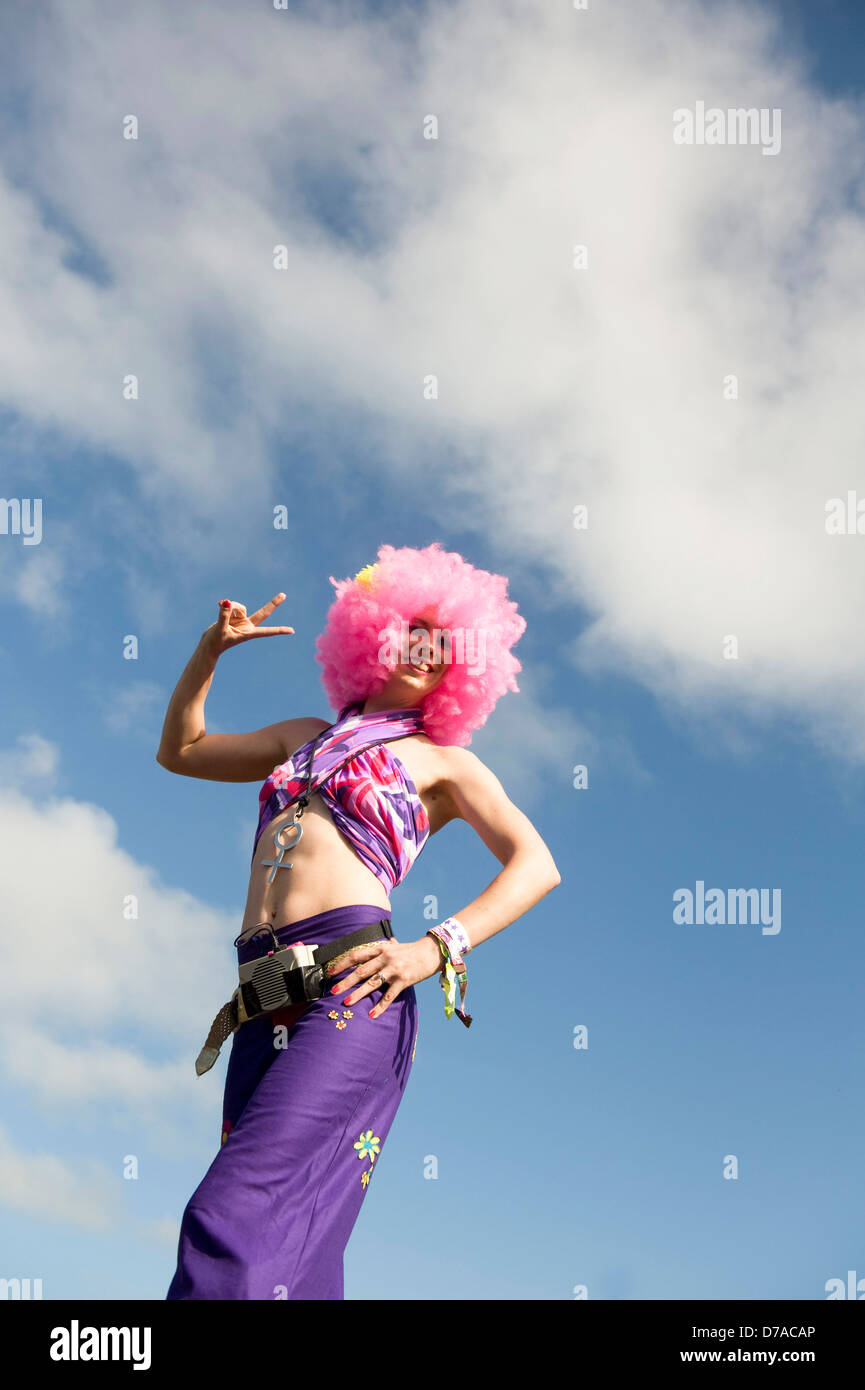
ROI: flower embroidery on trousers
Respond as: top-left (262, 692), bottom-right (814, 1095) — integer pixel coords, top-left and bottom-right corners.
top-left (328, 1008), bottom-right (354, 1029)
top-left (354, 1128), bottom-right (381, 1162)
top-left (354, 1127), bottom-right (381, 1187)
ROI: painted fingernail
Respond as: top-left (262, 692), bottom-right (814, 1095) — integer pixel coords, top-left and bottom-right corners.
top-left (330, 985), bottom-right (340, 995)
top-left (344, 995), bottom-right (353, 1006)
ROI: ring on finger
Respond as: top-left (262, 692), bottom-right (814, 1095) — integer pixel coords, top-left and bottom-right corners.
top-left (344, 963), bottom-right (387, 1005)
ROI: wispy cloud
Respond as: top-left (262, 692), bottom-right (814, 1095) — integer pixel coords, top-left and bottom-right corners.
top-left (101, 679), bottom-right (165, 734)
top-left (470, 666), bottom-right (651, 807)
top-left (136, 1213), bottom-right (181, 1249)
top-left (0, 1123), bottom-right (120, 1230)
top-left (0, 733), bottom-right (60, 789)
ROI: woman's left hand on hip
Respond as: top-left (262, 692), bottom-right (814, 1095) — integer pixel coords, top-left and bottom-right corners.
top-left (324, 934), bottom-right (442, 1017)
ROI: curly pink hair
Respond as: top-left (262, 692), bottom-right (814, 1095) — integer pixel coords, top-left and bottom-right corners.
top-left (314, 542), bottom-right (526, 746)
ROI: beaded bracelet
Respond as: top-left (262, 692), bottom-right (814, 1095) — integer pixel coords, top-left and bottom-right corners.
top-left (427, 918), bottom-right (473, 1028)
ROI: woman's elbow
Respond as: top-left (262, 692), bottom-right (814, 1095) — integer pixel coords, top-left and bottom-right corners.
top-left (522, 850), bottom-right (561, 893)
top-left (542, 839), bottom-right (561, 895)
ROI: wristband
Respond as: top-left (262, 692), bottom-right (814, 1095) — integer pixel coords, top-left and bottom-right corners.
top-left (427, 924), bottom-right (472, 1028)
top-left (436, 915), bottom-right (472, 958)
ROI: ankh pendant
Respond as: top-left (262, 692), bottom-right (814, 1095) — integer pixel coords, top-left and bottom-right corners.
top-left (262, 818), bottom-right (304, 885)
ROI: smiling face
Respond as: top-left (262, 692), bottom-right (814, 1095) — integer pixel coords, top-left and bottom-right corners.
top-left (362, 612), bottom-right (450, 714)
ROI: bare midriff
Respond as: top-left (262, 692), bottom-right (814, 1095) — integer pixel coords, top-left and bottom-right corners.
top-left (237, 734), bottom-right (450, 944)
top-left (239, 794), bottom-right (393, 942)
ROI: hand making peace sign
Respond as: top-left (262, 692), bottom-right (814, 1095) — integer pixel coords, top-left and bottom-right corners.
top-left (203, 594), bottom-right (295, 657)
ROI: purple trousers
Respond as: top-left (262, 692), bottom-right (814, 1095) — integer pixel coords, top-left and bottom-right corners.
top-left (166, 904), bottom-right (418, 1300)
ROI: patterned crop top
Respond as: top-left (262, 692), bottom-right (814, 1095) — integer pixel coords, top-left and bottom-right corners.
top-left (253, 702), bottom-right (430, 895)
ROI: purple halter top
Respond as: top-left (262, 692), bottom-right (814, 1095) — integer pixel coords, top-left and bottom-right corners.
top-left (253, 702), bottom-right (430, 894)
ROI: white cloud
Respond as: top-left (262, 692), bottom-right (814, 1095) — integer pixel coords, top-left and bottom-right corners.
top-left (0, 733), bottom-right (60, 789)
top-left (0, 1124), bottom-right (184, 1240)
top-left (9, 545), bottom-right (68, 621)
top-left (0, 1123), bottom-right (119, 1230)
top-left (1, 0), bottom-right (864, 758)
top-left (0, 775), bottom-right (239, 1135)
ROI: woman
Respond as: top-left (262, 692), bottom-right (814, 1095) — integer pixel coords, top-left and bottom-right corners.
top-left (159, 542), bottom-right (560, 1300)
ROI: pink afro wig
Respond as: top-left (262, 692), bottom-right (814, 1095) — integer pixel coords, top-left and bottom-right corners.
top-left (314, 543), bottom-right (527, 747)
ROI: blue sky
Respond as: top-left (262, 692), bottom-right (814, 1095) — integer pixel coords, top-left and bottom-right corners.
top-left (2, 0), bottom-right (865, 1301)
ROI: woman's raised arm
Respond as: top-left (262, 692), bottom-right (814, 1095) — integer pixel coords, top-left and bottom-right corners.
top-left (155, 595), bottom-right (327, 782)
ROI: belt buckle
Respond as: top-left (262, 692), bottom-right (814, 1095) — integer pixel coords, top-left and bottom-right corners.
top-left (231, 985), bottom-right (249, 1027)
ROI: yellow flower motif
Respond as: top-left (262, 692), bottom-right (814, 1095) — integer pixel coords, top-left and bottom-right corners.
top-left (361, 1169), bottom-right (371, 1188)
top-left (354, 563), bottom-right (377, 589)
top-left (353, 1128), bottom-right (381, 1161)
top-left (342, 1009), bottom-right (354, 1019)
top-left (336, 1019), bottom-right (347, 1030)
top-left (327, 1009), bottom-right (340, 1020)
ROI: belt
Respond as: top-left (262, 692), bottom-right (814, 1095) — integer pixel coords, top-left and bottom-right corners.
top-left (195, 919), bottom-right (393, 1075)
